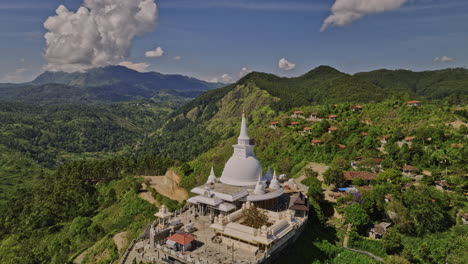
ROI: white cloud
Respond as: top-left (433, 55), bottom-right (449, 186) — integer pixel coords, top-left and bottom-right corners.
top-left (239, 67), bottom-right (252, 78)
top-left (207, 73), bottom-right (233, 83)
top-left (145, 46), bottom-right (164, 58)
top-left (433, 56), bottom-right (455, 63)
top-left (118, 61), bottom-right (150, 72)
top-left (321, 0), bottom-right (408, 31)
top-left (0, 67), bottom-right (31, 83)
top-left (173, 56), bottom-right (182, 60)
top-left (43, 0), bottom-right (158, 72)
top-left (278, 58), bottom-right (296, 71)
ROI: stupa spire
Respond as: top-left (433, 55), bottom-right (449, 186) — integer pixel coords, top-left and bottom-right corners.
top-left (238, 111), bottom-right (250, 145)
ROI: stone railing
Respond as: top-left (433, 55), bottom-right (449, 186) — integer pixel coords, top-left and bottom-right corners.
top-left (118, 239), bottom-right (136, 264)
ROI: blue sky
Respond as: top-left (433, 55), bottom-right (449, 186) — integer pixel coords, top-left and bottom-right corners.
top-left (0, 0), bottom-right (467, 83)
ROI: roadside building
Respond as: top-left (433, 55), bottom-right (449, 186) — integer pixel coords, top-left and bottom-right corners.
top-left (270, 121), bottom-right (279, 129)
top-left (407, 101), bottom-right (422, 107)
top-left (402, 165), bottom-right (419, 177)
top-left (352, 105), bottom-right (363, 112)
top-left (462, 213), bottom-right (468, 225)
top-left (368, 222), bottom-right (392, 239)
top-left (292, 111), bottom-right (304, 118)
top-left (343, 171), bottom-right (377, 185)
top-left (435, 180), bottom-right (452, 191)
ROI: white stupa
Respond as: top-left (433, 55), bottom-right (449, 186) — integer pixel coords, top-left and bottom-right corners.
top-left (206, 166), bottom-right (217, 184)
top-left (269, 170), bottom-right (281, 190)
top-left (220, 112), bottom-right (263, 186)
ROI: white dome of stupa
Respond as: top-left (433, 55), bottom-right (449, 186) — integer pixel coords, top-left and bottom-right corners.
top-left (220, 113), bottom-right (263, 187)
top-left (253, 178), bottom-right (266, 195)
top-left (269, 170), bottom-right (281, 190)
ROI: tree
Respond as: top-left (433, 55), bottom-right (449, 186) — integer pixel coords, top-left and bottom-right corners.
top-left (385, 255), bottom-right (411, 264)
top-left (344, 203), bottom-right (369, 231)
top-left (304, 177), bottom-right (324, 201)
top-left (323, 168), bottom-right (345, 187)
top-left (382, 228), bottom-right (402, 254)
top-left (242, 206), bottom-right (269, 229)
top-left (377, 169), bottom-right (402, 184)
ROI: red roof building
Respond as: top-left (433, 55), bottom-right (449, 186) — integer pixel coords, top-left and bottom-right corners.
top-left (166, 231), bottom-right (195, 251)
top-left (311, 139), bottom-right (322, 145)
top-left (303, 127), bottom-right (311, 131)
top-left (352, 105), bottom-right (363, 112)
top-left (337, 144), bottom-right (347, 149)
top-left (328, 115), bottom-right (337, 120)
top-left (290, 122), bottom-right (299, 126)
top-left (343, 171), bottom-right (377, 181)
top-left (361, 132), bottom-right (369, 136)
top-left (407, 100), bottom-right (422, 106)
top-left (328, 127), bottom-right (338, 132)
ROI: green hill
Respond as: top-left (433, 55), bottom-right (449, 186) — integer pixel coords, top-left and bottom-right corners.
top-left (355, 68), bottom-right (468, 104)
top-left (0, 66), bottom-right (467, 264)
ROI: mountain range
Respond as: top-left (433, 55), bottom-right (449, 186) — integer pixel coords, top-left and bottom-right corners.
top-left (0, 66), bottom-right (224, 104)
top-left (0, 65), bottom-right (467, 105)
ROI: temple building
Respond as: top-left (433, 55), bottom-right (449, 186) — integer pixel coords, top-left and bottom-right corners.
top-left (124, 114), bottom-right (309, 264)
top-left (187, 113), bottom-right (285, 215)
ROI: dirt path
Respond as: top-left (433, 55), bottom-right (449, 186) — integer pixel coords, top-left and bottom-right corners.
top-left (113, 231), bottom-right (129, 253)
top-left (141, 169), bottom-right (188, 203)
top-left (138, 182), bottom-right (160, 206)
top-left (73, 250), bottom-right (87, 264)
top-left (297, 162), bottom-right (329, 183)
top-left (449, 120), bottom-right (468, 129)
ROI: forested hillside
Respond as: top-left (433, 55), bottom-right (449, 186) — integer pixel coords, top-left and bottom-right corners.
top-left (0, 66), bottom-right (467, 264)
top-left (356, 68), bottom-right (468, 104)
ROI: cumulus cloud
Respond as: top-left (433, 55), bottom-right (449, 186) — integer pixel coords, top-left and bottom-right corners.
top-left (173, 56), bottom-right (182, 60)
top-left (433, 56), bottom-right (455, 63)
top-left (278, 58), bottom-right (296, 71)
top-left (118, 61), bottom-right (150, 72)
top-left (321, 0), bottom-right (408, 31)
top-left (239, 67), bottom-right (252, 78)
top-left (145, 46), bottom-right (164, 58)
top-left (43, 0), bottom-right (158, 72)
top-left (208, 73), bottom-right (233, 83)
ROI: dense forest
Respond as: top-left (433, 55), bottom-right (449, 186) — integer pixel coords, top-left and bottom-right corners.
top-left (0, 66), bottom-right (467, 263)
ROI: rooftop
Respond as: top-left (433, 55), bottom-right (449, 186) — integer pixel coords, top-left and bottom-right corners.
top-left (167, 231), bottom-right (195, 245)
top-left (343, 171), bottom-right (377, 181)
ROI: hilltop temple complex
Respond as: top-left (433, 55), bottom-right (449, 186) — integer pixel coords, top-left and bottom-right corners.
top-left (122, 114), bottom-right (309, 264)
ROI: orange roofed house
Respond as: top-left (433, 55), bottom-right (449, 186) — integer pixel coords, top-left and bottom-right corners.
top-left (343, 171), bottom-right (377, 184)
top-left (352, 105), bottom-right (363, 112)
top-left (292, 111), bottom-right (304, 118)
top-left (311, 139), bottom-right (322, 145)
top-left (407, 100), bottom-right (422, 107)
top-left (166, 231), bottom-right (196, 252)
